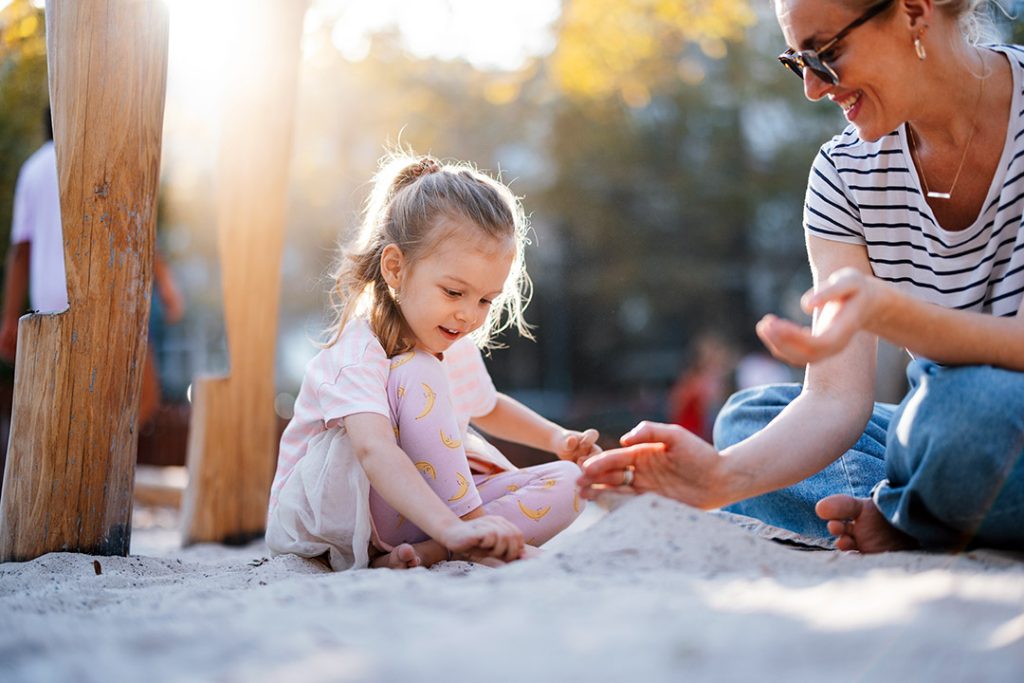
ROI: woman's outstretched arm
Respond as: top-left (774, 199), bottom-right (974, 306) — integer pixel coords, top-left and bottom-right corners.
top-left (580, 239), bottom-right (879, 508)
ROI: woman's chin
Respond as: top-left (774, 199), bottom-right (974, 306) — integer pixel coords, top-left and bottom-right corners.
top-left (849, 118), bottom-right (893, 143)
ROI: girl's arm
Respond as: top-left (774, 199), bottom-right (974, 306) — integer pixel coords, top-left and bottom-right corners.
top-left (759, 250), bottom-right (1024, 371)
top-left (343, 412), bottom-right (524, 560)
top-left (581, 238), bottom-right (879, 508)
top-left (472, 393), bottom-right (600, 463)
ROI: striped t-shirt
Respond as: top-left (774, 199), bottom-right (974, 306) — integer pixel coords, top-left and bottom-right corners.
top-left (804, 44), bottom-right (1024, 318)
top-left (269, 318), bottom-right (498, 509)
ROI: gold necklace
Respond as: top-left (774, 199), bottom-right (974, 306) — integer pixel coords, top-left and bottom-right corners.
top-left (907, 62), bottom-right (985, 201)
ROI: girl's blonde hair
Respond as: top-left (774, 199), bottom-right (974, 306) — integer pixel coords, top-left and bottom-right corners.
top-left (325, 151), bottom-right (533, 356)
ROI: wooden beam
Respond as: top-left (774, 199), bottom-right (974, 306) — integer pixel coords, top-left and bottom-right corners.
top-left (180, 0), bottom-right (307, 545)
top-left (0, 0), bottom-right (169, 562)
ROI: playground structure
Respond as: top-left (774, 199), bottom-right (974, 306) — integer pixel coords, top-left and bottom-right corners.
top-left (0, 0), bottom-right (305, 561)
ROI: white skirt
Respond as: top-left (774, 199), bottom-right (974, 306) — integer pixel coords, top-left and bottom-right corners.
top-left (265, 425), bottom-right (517, 571)
top-left (265, 427), bottom-right (373, 571)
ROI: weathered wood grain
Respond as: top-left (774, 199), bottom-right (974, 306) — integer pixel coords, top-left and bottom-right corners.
top-left (0, 0), bottom-right (169, 561)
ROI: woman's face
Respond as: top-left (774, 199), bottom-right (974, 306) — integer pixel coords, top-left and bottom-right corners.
top-left (776, 0), bottom-right (915, 141)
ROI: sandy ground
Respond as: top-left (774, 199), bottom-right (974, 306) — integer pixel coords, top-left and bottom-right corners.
top-left (1, 494), bottom-right (1022, 683)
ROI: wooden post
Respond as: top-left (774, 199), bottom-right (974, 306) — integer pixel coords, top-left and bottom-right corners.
top-left (180, 0), bottom-right (306, 545)
top-left (0, 0), bottom-right (169, 562)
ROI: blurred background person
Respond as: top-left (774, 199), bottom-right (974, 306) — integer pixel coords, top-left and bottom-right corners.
top-left (667, 332), bottom-right (735, 441)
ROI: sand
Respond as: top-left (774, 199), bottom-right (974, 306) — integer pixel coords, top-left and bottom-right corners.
top-left (1, 494), bottom-right (1022, 682)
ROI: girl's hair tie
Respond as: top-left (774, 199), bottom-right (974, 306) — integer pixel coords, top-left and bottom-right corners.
top-left (410, 158), bottom-right (441, 177)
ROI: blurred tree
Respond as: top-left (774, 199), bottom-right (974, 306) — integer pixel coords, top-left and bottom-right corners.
top-left (551, 0), bottom-right (755, 103)
top-left (160, 1), bottom-right (1024, 439)
top-left (0, 0), bottom-right (48, 264)
top-left (533, 3), bottom-right (837, 400)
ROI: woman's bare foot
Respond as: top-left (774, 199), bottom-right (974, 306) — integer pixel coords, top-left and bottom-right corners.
top-left (815, 495), bottom-right (918, 553)
top-left (370, 543), bottom-right (423, 569)
top-left (815, 497), bottom-right (921, 557)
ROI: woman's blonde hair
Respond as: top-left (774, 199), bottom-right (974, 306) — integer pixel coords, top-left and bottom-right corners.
top-left (325, 151), bottom-right (533, 356)
top-left (836, 0), bottom-right (999, 44)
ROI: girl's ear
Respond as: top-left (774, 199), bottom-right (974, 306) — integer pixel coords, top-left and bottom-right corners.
top-left (380, 243), bottom-right (405, 290)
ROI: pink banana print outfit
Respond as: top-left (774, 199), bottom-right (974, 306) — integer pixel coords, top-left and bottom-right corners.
top-left (369, 349), bottom-right (584, 549)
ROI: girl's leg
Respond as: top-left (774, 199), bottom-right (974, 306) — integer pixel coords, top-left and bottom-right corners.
top-left (871, 361), bottom-right (1024, 550)
top-left (712, 383), bottom-right (892, 538)
top-left (368, 350), bottom-right (484, 553)
top-left (473, 460), bottom-right (585, 547)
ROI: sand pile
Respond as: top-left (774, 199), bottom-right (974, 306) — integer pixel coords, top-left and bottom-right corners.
top-left (1, 494), bottom-right (1022, 682)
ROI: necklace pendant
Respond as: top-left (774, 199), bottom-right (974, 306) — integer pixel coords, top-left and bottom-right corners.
top-left (927, 191), bottom-right (952, 200)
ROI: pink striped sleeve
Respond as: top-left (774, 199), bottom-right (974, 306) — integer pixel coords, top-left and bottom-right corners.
top-left (317, 320), bottom-right (391, 422)
top-left (445, 338), bottom-right (497, 422)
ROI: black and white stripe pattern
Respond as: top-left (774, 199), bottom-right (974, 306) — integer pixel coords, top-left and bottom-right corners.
top-left (803, 45), bottom-right (1024, 318)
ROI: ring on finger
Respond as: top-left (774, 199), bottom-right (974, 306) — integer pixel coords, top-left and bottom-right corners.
top-left (622, 465), bottom-right (635, 487)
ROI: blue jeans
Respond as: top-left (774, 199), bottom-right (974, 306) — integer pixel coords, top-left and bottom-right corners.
top-left (713, 360), bottom-right (1024, 550)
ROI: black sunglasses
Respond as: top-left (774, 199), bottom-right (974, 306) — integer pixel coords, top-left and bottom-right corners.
top-left (779, 0), bottom-right (894, 86)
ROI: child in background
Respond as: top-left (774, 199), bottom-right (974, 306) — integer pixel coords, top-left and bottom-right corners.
top-left (266, 152), bottom-right (599, 570)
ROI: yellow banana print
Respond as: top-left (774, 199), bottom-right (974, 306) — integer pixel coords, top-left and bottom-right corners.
top-left (573, 492), bottom-right (580, 514)
top-left (440, 430), bottom-right (462, 449)
top-left (390, 353), bottom-right (414, 369)
top-left (392, 425), bottom-right (400, 439)
top-left (396, 513), bottom-right (405, 529)
top-left (448, 472), bottom-right (469, 502)
top-left (397, 386), bottom-right (406, 398)
top-left (415, 461), bottom-right (437, 480)
top-left (542, 479), bottom-right (557, 489)
top-left (506, 484), bottom-right (519, 493)
top-left (517, 500), bottom-right (551, 521)
top-left (415, 383), bottom-right (436, 420)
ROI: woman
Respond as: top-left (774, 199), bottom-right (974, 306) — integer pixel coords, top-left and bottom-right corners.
top-left (579, 0), bottom-right (1024, 553)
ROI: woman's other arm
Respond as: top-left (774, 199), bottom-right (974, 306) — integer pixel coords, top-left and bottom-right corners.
top-left (760, 262), bottom-right (1024, 370)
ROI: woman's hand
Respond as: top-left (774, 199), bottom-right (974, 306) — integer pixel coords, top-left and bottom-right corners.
top-left (577, 421), bottom-right (729, 510)
top-left (758, 267), bottom-right (886, 366)
top-left (437, 515), bottom-right (525, 563)
top-left (552, 428), bottom-right (601, 465)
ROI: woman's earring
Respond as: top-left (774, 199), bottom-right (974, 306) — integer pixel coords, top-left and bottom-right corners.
top-left (914, 33), bottom-right (927, 61)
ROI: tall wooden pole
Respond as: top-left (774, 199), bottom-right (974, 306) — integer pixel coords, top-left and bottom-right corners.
top-left (180, 0), bottom-right (306, 545)
top-left (0, 0), bottom-right (169, 562)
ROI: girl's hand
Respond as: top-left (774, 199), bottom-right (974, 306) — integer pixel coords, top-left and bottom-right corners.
top-left (438, 515), bottom-right (525, 563)
top-left (552, 428), bottom-right (601, 465)
top-left (758, 267), bottom-right (884, 366)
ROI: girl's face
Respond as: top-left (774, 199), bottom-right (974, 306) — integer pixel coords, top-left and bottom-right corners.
top-left (384, 217), bottom-right (514, 357)
top-left (776, 0), bottom-right (917, 142)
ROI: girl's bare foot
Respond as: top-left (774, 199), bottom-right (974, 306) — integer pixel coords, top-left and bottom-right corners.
top-left (465, 544), bottom-right (542, 567)
top-left (370, 543), bottom-right (423, 569)
top-left (815, 495), bottom-right (918, 553)
top-left (521, 544), bottom-right (543, 560)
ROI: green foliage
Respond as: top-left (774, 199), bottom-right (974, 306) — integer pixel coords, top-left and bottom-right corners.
top-left (0, 0), bottom-right (48, 263)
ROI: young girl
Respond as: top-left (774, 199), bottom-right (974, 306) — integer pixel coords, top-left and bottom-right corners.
top-left (266, 153), bottom-right (599, 570)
